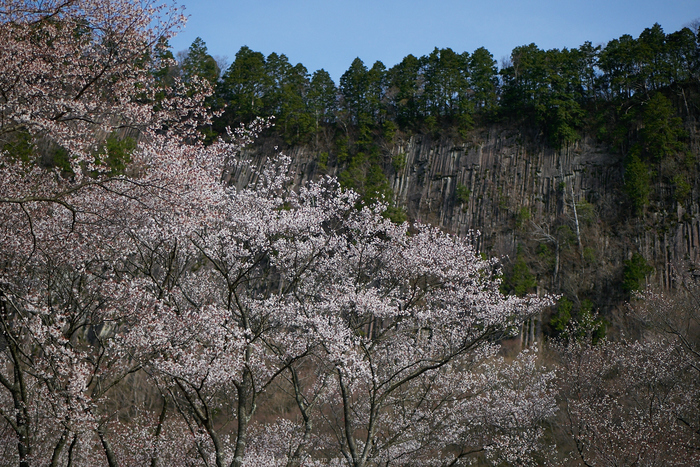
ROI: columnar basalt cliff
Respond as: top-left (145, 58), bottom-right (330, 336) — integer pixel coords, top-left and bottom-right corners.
top-left (391, 126), bottom-right (699, 305)
top-left (233, 120), bottom-right (700, 318)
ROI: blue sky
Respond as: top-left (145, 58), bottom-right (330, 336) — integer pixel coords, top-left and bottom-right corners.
top-left (168, 0), bottom-right (700, 83)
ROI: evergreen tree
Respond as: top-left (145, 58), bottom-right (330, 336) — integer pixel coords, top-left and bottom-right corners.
top-left (366, 60), bottom-right (387, 121)
top-left (218, 46), bottom-right (268, 125)
top-left (340, 57), bottom-right (370, 124)
top-left (637, 23), bottom-right (669, 93)
top-left (665, 27), bottom-right (698, 83)
top-left (152, 37), bottom-right (178, 89)
top-left (307, 69), bottom-right (338, 126)
top-left (468, 47), bottom-right (499, 113)
top-left (573, 41), bottom-right (601, 103)
top-left (500, 43), bottom-right (548, 118)
top-left (181, 37), bottom-right (220, 86)
top-left (623, 151), bottom-right (652, 215)
top-left (640, 92), bottom-right (686, 161)
top-left (386, 54), bottom-right (422, 127)
top-left (421, 47), bottom-right (470, 118)
top-left (598, 34), bottom-right (638, 99)
top-left (263, 53), bottom-right (312, 143)
top-left (622, 253), bottom-right (653, 293)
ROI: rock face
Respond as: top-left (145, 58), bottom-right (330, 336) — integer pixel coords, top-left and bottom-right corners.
top-left (390, 129), bottom-right (621, 247)
top-left (235, 123), bottom-right (700, 311)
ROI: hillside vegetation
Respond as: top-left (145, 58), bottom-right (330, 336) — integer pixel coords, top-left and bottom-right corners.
top-left (174, 21), bottom-right (700, 335)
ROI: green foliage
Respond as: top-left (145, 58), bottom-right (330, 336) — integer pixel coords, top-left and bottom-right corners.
top-left (502, 246), bottom-right (537, 297)
top-left (37, 133), bottom-right (136, 177)
top-left (682, 150), bottom-right (696, 170)
top-left (622, 253), bottom-right (653, 293)
top-left (177, 23), bottom-right (696, 230)
top-left (2, 131), bottom-right (34, 163)
top-left (551, 297), bottom-right (606, 343)
top-left (673, 174), bottom-right (692, 204)
top-left (366, 61), bottom-right (387, 121)
top-left (583, 247), bottom-right (597, 264)
top-left (516, 206), bottom-right (531, 228)
top-left (420, 47), bottom-right (470, 118)
top-left (181, 37), bottom-right (220, 87)
top-left (535, 242), bottom-right (556, 272)
top-left (576, 300), bottom-right (606, 344)
top-left (537, 243), bottom-right (552, 260)
top-left (101, 133), bottom-right (136, 174)
top-left (387, 54), bottom-right (422, 128)
top-left (544, 97), bottom-right (585, 148)
top-left (499, 43), bottom-right (547, 120)
top-left (497, 187), bottom-right (509, 210)
top-left (575, 200), bottom-right (596, 224)
top-left (382, 120), bottom-right (398, 141)
top-left (640, 93), bottom-right (686, 161)
top-left (152, 37), bottom-right (177, 90)
top-left (262, 53), bottom-right (314, 144)
top-left (457, 111), bottom-right (475, 138)
top-left (335, 137), bottom-right (350, 165)
top-left (383, 205), bottom-right (407, 224)
top-left (50, 146), bottom-right (72, 174)
top-left (469, 47), bottom-right (499, 113)
top-left (307, 69), bottom-right (338, 128)
top-left (356, 123), bottom-right (375, 151)
top-left (363, 163), bottom-right (393, 204)
top-left (623, 151), bottom-right (652, 215)
top-left (340, 57), bottom-right (370, 124)
top-left (317, 152), bottom-right (329, 171)
top-left (550, 297), bottom-right (573, 332)
top-left (338, 163), bottom-right (364, 191)
top-left (391, 153), bottom-right (406, 172)
top-left (187, 21), bottom-right (698, 171)
top-left (455, 183), bottom-right (471, 206)
top-left (218, 46), bottom-right (268, 125)
top-left (556, 224), bottom-right (577, 246)
top-left (336, 126), bottom-right (394, 208)
top-left (423, 115), bottom-right (438, 135)
top-left (3, 132), bottom-right (85, 175)
top-left (512, 258), bottom-right (536, 297)
top-left (339, 157), bottom-right (394, 211)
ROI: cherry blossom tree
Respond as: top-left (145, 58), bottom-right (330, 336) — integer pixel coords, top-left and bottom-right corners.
top-left (0, 0), bottom-right (217, 464)
top-left (120, 170), bottom-right (556, 467)
top-left (552, 276), bottom-right (700, 467)
top-left (554, 336), bottom-right (700, 466)
top-left (271, 211), bottom-right (556, 466)
top-left (0, 123), bottom-right (268, 464)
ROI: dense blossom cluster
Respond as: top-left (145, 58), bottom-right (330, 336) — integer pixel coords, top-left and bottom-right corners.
top-left (554, 336), bottom-right (700, 465)
top-left (547, 273), bottom-right (700, 466)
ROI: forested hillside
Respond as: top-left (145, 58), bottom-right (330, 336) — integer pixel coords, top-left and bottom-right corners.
top-left (174, 21), bottom-right (700, 334)
top-left (2, 1), bottom-right (700, 465)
